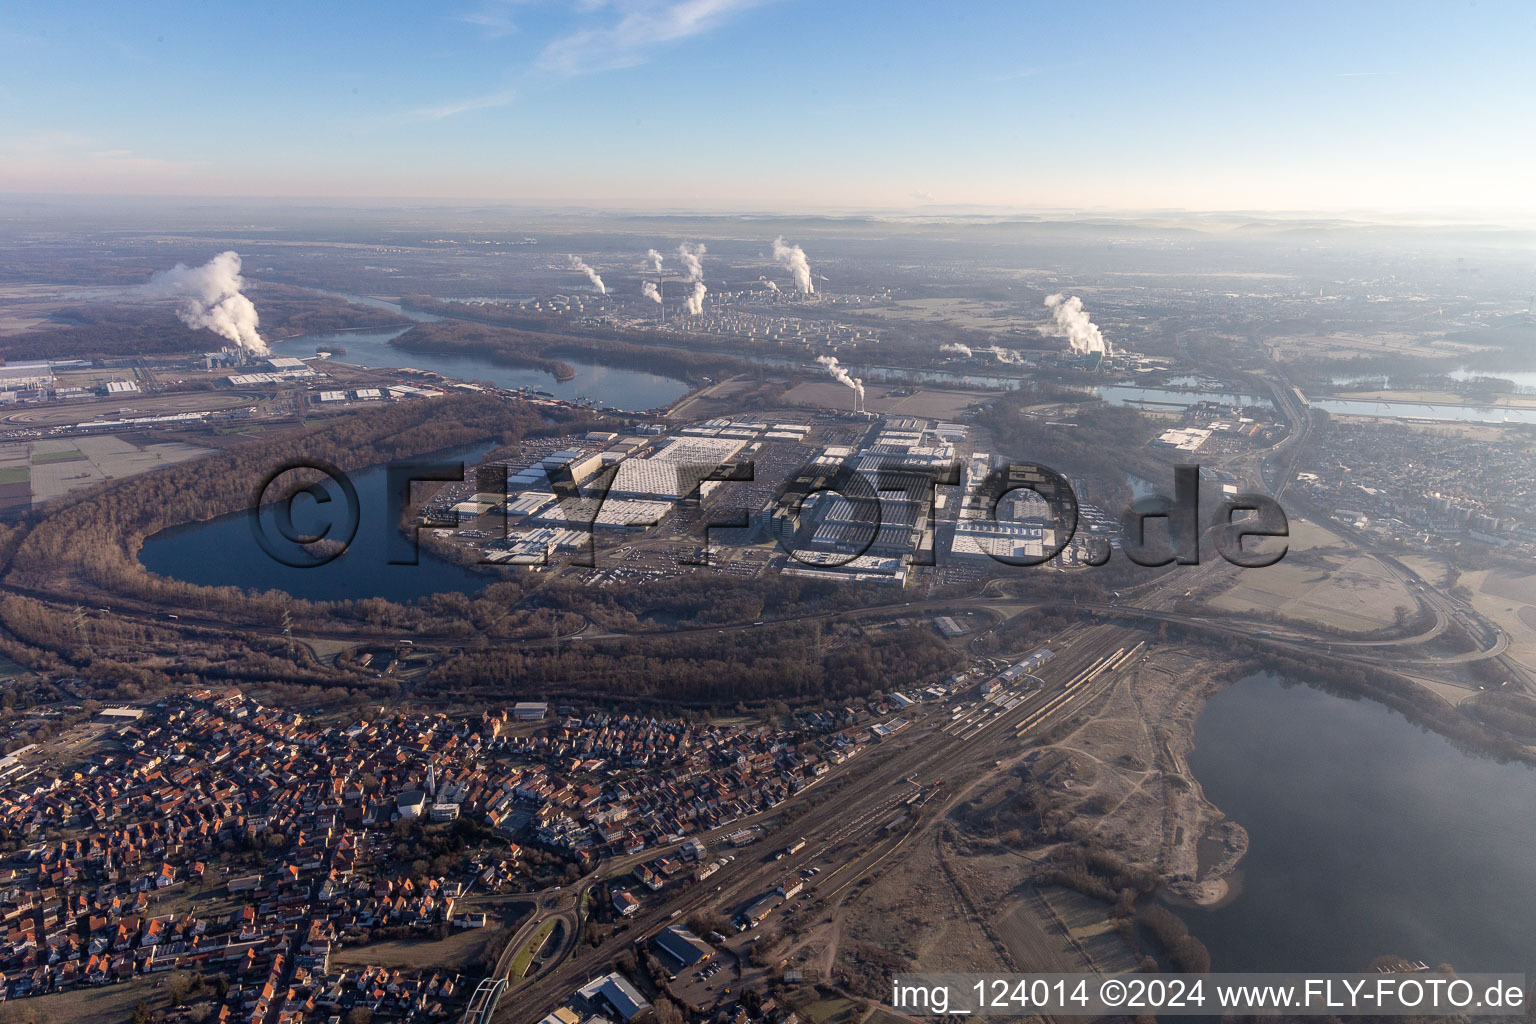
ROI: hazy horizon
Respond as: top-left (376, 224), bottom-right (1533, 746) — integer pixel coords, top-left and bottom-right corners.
top-left (6, 193), bottom-right (1536, 235)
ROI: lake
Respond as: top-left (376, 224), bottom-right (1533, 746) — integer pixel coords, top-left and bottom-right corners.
top-left (139, 446), bottom-right (501, 604)
top-left (1182, 673), bottom-right (1536, 973)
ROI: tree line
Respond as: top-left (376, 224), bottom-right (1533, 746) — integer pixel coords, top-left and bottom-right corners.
top-left (425, 619), bottom-right (960, 706)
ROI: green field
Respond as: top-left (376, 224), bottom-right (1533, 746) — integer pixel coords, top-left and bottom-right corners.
top-left (0, 466), bottom-right (29, 485)
top-left (510, 919), bottom-right (557, 979)
top-left (796, 997), bottom-right (866, 1024)
top-left (31, 448), bottom-right (85, 463)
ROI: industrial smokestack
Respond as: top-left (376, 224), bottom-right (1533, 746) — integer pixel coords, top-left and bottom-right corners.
top-left (772, 237), bottom-right (814, 293)
top-left (567, 255), bottom-right (607, 295)
top-left (816, 354), bottom-right (864, 412)
top-left (759, 276), bottom-right (780, 293)
top-left (141, 251), bottom-right (268, 355)
top-left (1044, 293), bottom-right (1109, 355)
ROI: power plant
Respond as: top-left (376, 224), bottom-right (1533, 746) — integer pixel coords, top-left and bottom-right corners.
top-left (815, 355), bottom-right (864, 414)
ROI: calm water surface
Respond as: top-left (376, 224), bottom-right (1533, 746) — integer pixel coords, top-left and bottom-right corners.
top-left (140, 446), bottom-right (502, 603)
top-left (286, 291), bottom-right (689, 410)
top-left (1183, 674), bottom-right (1536, 973)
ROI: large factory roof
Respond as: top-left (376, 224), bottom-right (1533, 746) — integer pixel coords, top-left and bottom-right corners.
top-left (0, 362), bottom-right (55, 388)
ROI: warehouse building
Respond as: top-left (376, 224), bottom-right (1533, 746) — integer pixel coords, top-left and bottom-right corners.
top-left (608, 435), bottom-right (747, 500)
top-left (576, 972), bottom-right (651, 1022)
top-left (652, 925), bottom-right (714, 969)
top-left (0, 361), bottom-right (54, 401)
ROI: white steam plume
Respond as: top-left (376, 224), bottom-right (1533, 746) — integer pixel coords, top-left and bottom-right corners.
top-left (567, 255), bottom-right (607, 294)
top-left (759, 276), bottom-right (780, 293)
top-left (983, 344), bottom-right (1027, 365)
top-left (641, 280), bottom-right (662, 304)
top-left (940, 343), bottom-right (972, 357)
top-left (678, 242), bottom-right (707, 315)
top-left (142, 251), bottom-right (268, 355)
top-left (772, 236), bottom-right (814, 293)
top-left (1044, 292), bottom-right (1109, 355)
top-left (816, 354), bottom-right (864, 407)
top-left (646, 248), bottom-right (664, 274)
top-left (677, 241), bottom-right (706, 282)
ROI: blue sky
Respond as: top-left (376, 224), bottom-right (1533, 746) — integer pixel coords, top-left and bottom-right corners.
top-left (2, 0), bottom-right (1533, 212)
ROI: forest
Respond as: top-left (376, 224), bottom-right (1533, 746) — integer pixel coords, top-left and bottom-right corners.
top-left (977, 380), bottom-right (1166, 506)
top-left (424, 618), bottom-right (960, 707)
top-left (390, 322), bottom-right (577, 381)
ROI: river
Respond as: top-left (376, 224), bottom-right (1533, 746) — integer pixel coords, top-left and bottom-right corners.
top-left (1182, 673), bottom-right (1536, 973)
top-left (283, 291), bottom-right (690, 411)
top-left (1310, 397), bottom-right (1536, 425)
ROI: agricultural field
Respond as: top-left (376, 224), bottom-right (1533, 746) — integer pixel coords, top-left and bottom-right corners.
top-left (0, 434), bottom-right (211, 506)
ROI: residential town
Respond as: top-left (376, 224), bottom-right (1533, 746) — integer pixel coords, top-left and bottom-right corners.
top-left (0, 684), bottom-right (935, 1024)
top-left (1297, 418), bottom-right (1536, 558)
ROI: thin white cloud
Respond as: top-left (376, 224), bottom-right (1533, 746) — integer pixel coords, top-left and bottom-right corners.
top-left (458, 1), bottom-right (520, 38)
top-left (537, 0), bottom-right (768, 76)
top-left (404, 86), bottom-right (519, 121)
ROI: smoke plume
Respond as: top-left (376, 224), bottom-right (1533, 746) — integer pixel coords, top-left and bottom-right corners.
top-left (567, 255), bottom-right (607, 294)
top-left (646, 249), bottom-right (664, 274)
top-left (142, 251), bottom-right (268, 355)
top-left (983, 344), bottom-right (1027, 365)
top-left (677, 242), bottom-right (706, 282)
top-left (944, 341), bottom-right (1024, 364)
top-left (641, 280), bottom-right (662, 304)
top-left (678, 242), bottom-right (707, 315)
top-left (759, 276), bottom-right (780, 293)
top-left (816, 354), bottom-right (864, 407)
top-left (1044, 293), bottom-right (1109, 355)
top-left (772, 236), bottom-right (814, 293)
